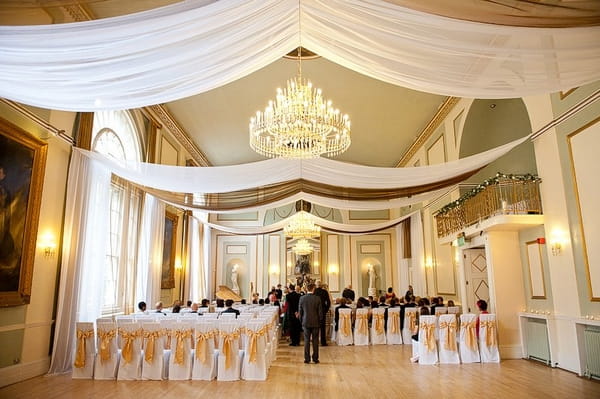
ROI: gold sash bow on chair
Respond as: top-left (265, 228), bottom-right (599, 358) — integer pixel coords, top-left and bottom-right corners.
top-left (407, 312), bottom-right (417, 334)
top-left (143, 330), bottom-right (163, 364)
top-left (481, 320), bottom-right (497, 347)
top-left (97, 329), bottom-right (116, 364)
top-left (373, 313), bottom-right (385, 335)
top-left (119, 328), bottom-right (142, 365)
top-left (74, 329), bottom-right (94, 368)
top-left (194, 331), bottom-right (214, 365)
top-left (220, 330), bottom-right (241, 370)
top-left (439, 321), bottom-right (457, 351)
top-left (389, 312), bottom-right (400, 334)
top-left (246, 326), bottom-right (267, 364)
top-left (462, 321), bottom-right (478, 351)
top-left (172, 329), bottom-right (193, 365)
top-left (420, 322), bottom-right (436, 352)
top-left (356, 313), bottom-right (369, 335)
top-left (340, 314), bottom-right (352, 337)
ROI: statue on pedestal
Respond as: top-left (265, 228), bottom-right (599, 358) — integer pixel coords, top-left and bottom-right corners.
top-left (231, 264), bottom-right (240, 295)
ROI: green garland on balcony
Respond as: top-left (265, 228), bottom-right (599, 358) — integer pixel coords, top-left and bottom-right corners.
top-left (436, 172), bottom-right (541, 216)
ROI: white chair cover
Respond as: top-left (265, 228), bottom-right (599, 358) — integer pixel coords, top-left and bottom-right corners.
top-left (93, 321), bottom-right (119, 379)
top-left (402, 308), bottom-right (418, 345)
top-left (386, 308), bottom-right (402, 345)
top-left (201, 313), bottom-right (218, 319)
top-left (117, 323), bottom-right (143, 380)
top-left (417, 315), bottom-right (438, 365)
top-left (447, 306), bottom-right (461, 315)
top-left (167, 322), bottom-right (194, 380)
top-left (241, 321), bottom-right (268, 381)
top-left (217, 322), bottom-right (243, 381)
top-left (479, 313), bottom-right (500, 363)
top-left (192, 321), bottom-right (218, 381)
top-left (141, 322), bottom-right (168, 380)
top-left (354, 308), bottom-right (370, 346)
top-left (438, 314), bottom-right (460, 364)
top-left (370, 308), bottom-right (387, 345)
top-left (72, 322), bottom-right (95, 379)
top-left (115, 316), bottom-right (135, 323)
top-left (336, 308), bottom-right (353, 346)
top-left (219, 312), bottom-right (237, 320)
top-left (435, 307), bottom-right (448, 316)
top-left (459, 313), bottom-right (480, 363)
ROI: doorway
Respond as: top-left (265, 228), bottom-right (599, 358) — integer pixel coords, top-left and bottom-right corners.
top-left (463, 248), bottom-right (489, 313)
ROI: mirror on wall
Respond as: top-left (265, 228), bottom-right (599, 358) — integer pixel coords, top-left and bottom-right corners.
top-left (286, 237), bottom-right (321, 289)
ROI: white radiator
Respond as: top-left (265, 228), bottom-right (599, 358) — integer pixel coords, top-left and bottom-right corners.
top-left (584, 327), bottom-right (600, 379)
top-left (526, 318), bottom-right (550, 365)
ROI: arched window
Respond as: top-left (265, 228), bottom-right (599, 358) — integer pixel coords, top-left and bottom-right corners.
top-left (92, 110), bottom-right (142, 314)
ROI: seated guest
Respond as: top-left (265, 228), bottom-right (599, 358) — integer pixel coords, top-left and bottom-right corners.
top-left (430, 296), bottom-right (439, 315)
top-left (476, 299), bottom-right (489, 335)
top-left (216, 298), bottom-right (225, 308)
top-left (385, 287), bottom-right (396, 303)
top-left (258, 298), bottom-right (265, 306)
top-left (172, 304), bottom-right (181, 313)
top-left (378, 296), bottom-right (388, 307)
top-left (252, 292), bottom-right (259, 304)
top-left (137, 301), bottom-right (148, 314)
top-left (334, 298), bottom-right (352, 331)
top-left (222, 299), bottom-right (240, 316)
top-left (200, 299), bottom-right (210, 308)
top-left (447, 299), bottom-right (455, 307)
top-left (342, 284), bottom-right (356, 303)
top-left (155, 301), bottom-right (165, 314)
top-left (241, 299), bottom-right (247, 305)
top-left (190, 302), bottom-right (199, 313)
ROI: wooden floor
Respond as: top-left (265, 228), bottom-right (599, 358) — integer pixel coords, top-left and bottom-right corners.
top-left (1, 342), bottom-right (599, 399)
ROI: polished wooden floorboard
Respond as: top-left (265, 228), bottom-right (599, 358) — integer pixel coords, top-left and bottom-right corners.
top-left (2, 342), bottom-right (599, 399)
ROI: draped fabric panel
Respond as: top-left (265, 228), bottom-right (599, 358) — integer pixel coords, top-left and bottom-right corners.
top-left (1, 0), bottom-right (599, 111)
top-left (49, 150), bottom-right (111, 374)
top-left (187, 214), bottom-right (208, 301)
top-left (410, 212), bottom-right (426, 296)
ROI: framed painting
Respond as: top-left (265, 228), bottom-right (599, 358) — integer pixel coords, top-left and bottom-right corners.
top-left (161, 210), bottom-right (178, 289)
top-left (0, 117), bottom-right (47, 306)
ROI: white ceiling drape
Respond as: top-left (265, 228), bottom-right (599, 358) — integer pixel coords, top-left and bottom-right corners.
top-left (1, 0), bottom-right (599, 111)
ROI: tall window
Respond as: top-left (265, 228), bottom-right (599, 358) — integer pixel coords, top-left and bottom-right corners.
top-left (92, 110), bottom-right (142, 314)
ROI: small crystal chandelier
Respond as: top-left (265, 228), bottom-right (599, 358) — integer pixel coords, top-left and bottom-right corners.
top-left (293, 239), bottom-right (313, 255)
top-left (284, 211), bottom-right (321, 239)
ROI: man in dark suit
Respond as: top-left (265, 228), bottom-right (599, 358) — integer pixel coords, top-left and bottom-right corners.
top-left (313, 280), bottom-right (331, 346)
top-left (342, 284), bottom-right (355, 303)
top-left (286, 284), bottom-right (301, 346)
top-left (222, 299), bottom-right (240, 316)
top-left (298, 283), bottom-right (322, 364)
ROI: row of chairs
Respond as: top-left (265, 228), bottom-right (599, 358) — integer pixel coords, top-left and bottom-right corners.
top-left (72, 308), bottom-right (280, 381)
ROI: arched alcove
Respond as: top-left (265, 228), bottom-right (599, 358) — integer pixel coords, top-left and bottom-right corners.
top-left (459, 99), bottom-right (536, 184)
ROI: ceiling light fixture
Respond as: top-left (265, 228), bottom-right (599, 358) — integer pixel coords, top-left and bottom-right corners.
top-left (284, 210), bottom-right (321, 239)
top-left (248, 4), bottom-right (350, 159)
top-left (293, 238), bottom-right (313, 255)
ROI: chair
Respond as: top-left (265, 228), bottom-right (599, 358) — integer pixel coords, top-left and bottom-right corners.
top-left (479, 313), bottom-right (500, 363)
top-left (219, 312), bottom-right (237, 320)
top-left (402, 308), bottom-right (418, 345)
top-left (438, 314), bottom-right (460, 364)
top-left (93, 321), bottom-right (119, 379)
top-left (141, 322), bottom-right (167, 380)
top-left (336, 308), bottom-right (353, 346)
top-left (117, 323), bottom-right (143, 380)
top-left (167, 321), bottom-right (194, 380)
top-left (417, 315), bottom-right (438, 365)
top-left (447, 306), bottom-right (461, 315)
top-left (192, 320), bottom-right (218, 381)
top-left (241, 321), bottom-right (268, 380)
top-left (370, 308), bottom-right (386, 345)
top-left (435, 307), bottom-right (448, 316)
top-left (459, 313), bottom-right (480, 363)
top-left (386, 307), bottom-right (402, 345)
top-left (354, 308), bottom-right (370, 346)
top-left (72, 322), bottom-right (95, 379)
top-left (217, 322), bottom-right (243, 381)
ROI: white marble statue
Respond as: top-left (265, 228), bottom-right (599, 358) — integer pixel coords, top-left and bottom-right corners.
top-left (368, 264), bottom-right (377, 290)
top-left (231, 264), bottom-right (239, 294)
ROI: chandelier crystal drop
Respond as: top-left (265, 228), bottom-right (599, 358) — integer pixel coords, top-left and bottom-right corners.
top-left (293, 239), bottom-right (313, 255)
top-left (283, 211), bottom-right (321, 239)
top-left (249, 74), bottom-right (351, 159)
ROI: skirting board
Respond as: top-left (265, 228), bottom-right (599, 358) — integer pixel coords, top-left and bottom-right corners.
top-left (0, 356), bottom-right (50, 388)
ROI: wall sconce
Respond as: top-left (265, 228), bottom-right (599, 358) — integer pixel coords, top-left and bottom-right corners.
top-left (327, 264), bottom-right (339, 274)
top-left (549, 230), bottom-right (567, 256)
top-left (174, 259), bottom-right (183, 271)
top-left (425, 258), bottom-right (434, 269)
top-left (39, 232), bottom-right (57, 258)
top-left (269, 264), bottom-right (280, 275)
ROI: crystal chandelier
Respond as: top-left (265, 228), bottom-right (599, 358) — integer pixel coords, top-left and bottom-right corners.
top-left (284, 211), bottom-right (321, 239)
top-left (293, 239), bottom-right (313, 255)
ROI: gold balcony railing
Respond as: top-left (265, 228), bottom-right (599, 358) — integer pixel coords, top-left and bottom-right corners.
top-left (434, 173), bottom-right (542, 238)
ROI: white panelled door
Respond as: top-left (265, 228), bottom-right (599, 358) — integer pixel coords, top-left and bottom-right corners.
top-left (463, 248), bottom-right (489, 313)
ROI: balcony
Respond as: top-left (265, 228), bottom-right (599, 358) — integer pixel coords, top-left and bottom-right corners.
top-left (434, 173), bottom-right (543, 239)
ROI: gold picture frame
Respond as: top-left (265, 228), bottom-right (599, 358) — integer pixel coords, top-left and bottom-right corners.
top-left (0, 117), bottom-right (47, 306)
top-left (161, 210), bottom-right (178, 289)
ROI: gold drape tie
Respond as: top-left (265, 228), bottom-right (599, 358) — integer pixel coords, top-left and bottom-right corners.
top-left (119, 328), bottom-right (142, 365)
top-left (356, 313), bottom-right (369, 335)
top-left (373, 313), bottom-right (385, 335)
top-left (340, 314), bottom-right (352, 337)
top-left (246, 327), bottom-right (267, 364)
top-left (407, 312), bottom-right (417, 334)
top-left (389, 312), bottom-right (400, 334)
top-left (439, 321), bottom-right (457, 351)
top-left (462, 321), bottom-right (478, 351)
top-left (97, 329), bottom-right (116, 364)
top-left (173, 329), bottom-right (193, 365)
top-left (143, 330), bottom-right (163, 364)
top-left (220, 330), bottom-right (240, 370)
top-left (195, 331), bottom-right (214, 365)
top-left (481, 320), bottom-right (497, 347)
top-left (74, 329), bottom-right (94, 368)
top-left (420, 322), bottom-right (436, 352)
